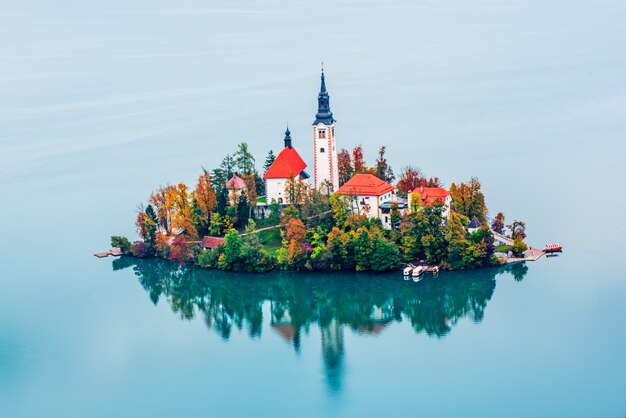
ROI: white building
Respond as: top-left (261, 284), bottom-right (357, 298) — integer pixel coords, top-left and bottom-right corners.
top-left (335, 173), bottom-right (402, 229)
top-left (409, 186), bottom-right (452, 219)
top-left (312, 70), bottom-right (339, 193)
top-left (262, 128), bottom-right (310, 205)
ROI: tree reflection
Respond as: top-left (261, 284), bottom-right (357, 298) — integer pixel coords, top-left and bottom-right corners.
top-left (112, 258), bottom-right (527, 393)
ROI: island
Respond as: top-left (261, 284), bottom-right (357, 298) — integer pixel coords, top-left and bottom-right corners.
top-left (108, 71), bottom-right (535, 273)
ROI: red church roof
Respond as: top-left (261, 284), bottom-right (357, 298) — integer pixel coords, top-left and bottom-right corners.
top-left (411, 186), bottom-right (449, 206)
top-left (336, 173), bottom-right (394, 196)
top-left (263, 146), bottom-right (307, 179)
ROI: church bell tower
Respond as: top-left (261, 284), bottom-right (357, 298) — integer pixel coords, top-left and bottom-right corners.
top-left (313, 69), bottom-right (339, 192)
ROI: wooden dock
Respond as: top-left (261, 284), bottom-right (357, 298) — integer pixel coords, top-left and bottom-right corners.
top-left (94, 248), bottom-right (123, 258)
top-left (492, 231), bottom-right (546, 264)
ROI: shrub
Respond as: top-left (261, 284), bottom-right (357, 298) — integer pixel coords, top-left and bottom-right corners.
top-left (111, 236), bottom-right (132, 255)
top-left (131, 241), bottom-right (153, 258)
top-left (255, 251), bottom-right (277, 272)
top-left (197, 248), bottom-right (220, 269)
top-left (170, 239), bottom-right (188, 265)
top-left (511, 237), bottom-right (528, 257)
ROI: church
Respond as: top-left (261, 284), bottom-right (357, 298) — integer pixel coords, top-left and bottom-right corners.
top-left (259, 70), bottom-right (340, 209)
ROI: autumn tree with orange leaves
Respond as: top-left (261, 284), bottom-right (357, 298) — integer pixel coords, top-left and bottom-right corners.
top-left (194, 169), bottom-right (217, 231)
top-left (167, 183), bottom-right (199, 241)
top-left (149, 185), bottom-right (176, 230)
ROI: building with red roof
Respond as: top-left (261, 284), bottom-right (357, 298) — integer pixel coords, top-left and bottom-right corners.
top-left (336, 173), bottom-right (394, 196)
top-left (410, 186), bottom-right (452, 219)
top-left (225, 175), bottom-right (246, 190)
top-left (225, 175), bottom-right (247, 205)
top-left (201, 236), bottom-right (225, 250)
top-left (262, 128), bottom-right (310, 205)
top-left (335, 174), bottom-right (399, 227)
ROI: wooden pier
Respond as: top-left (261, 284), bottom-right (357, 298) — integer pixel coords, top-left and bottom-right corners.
top-left (94, 248), bottom-right (123, 258)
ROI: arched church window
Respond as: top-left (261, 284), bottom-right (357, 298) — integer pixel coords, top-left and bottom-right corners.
top-left (320, 147), bottom-right (325, 153)
top-left (319, 129), bottom-right (326, 138)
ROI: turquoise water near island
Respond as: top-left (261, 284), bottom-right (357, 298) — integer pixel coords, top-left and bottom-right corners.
top-left (1, 0), bottom-right (625, 416)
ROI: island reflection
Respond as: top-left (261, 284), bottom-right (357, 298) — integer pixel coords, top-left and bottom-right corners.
top-left (113, 258), bottom-right (526, 393)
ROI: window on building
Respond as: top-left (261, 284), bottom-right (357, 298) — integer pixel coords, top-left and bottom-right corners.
top-left (319, 129), bottom-right (326, 138)
top-left (320, 147), bottom-right (325, 153)
top-left (332, 127), bottom-right (335, 137)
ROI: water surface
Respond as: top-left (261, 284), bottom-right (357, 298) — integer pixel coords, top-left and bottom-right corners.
top-left (1, 0), bottom-right (625, 416)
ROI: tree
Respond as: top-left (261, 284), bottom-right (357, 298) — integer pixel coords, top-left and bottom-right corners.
top-left (220, 229), bottom-right (242, 269)
top-left (280, 204), bottom-right (301, 227)
top-left (263, 150), bottom-right (276, 174)
top-left (445, 213), bottom-right (469, 269)
top-left (209, 213), bottom-right (223, 236)
top-left (197, 247), bottom-right (220, 269)
top-left (216, 188), bottom-right (229, 215)
top-left (375, 146), bottom-right (395, 183)
top-left (329, 194), bottom-right (349, 228)
top-left (449, 178), bottom-right (487, 222)
top-left (267, 200), bottom-right (281, 225)
top-left (221, 154), bottom-right (236, 179)
top-left (236, 194), bottom-right (250, 229)
top-left (284, 174), bottom-right (308, 205)
top-left (309, 228), bottom-right (330, 270)
top-left (241, 174), bottom-right (258, 216)
top-left (512, 236), bottom-right (528, 257)
top-left (300, 189), bottom-right (332, 229)
top-left (287, 239), bottom-right (307, 270)
top-left (353, 227), bottom-right (373, 271)
top-left (234, 142), bottom-right (255, 175)
top-left (211, 154), bottom-right (237, 193)
top-left (390, 203), bottom-right (401, 230)
top-left (195, 169), bottom-right (217, 230)
top-left (397, 166), bottom-right (424, 194)
top-left (167, 183), bottom-right (199, 241)
top-left (254, 170), bottom-right (266, 197)
top-left (326, 227), bottom-right (351, 269)
top-left (131, 241), bottom-right (152, 258)
top-left (170, 239), bottom-right (187, 265)
top-left (222, 215), bottom-right (235, 234)
top-left (135, 207), bottom-right (157, 245)
top-left (149, 185), bottom-right (177, 230)
top-left (507, 220), bottom-right (527, 240)
top-left (240, 219), bottom-right (268, 272)
top-left (154, 232), bottom-right (170, 257)
top-left (337, 148), bottom-right (353, 186)
top-left (491, 212), bottom-right (505, 234)
top-left (370, 236), bottom-right (402, 271)
top-left (352, 145), bottom-right (366, 174)
top-left (285, 218), bottom-right (306, 244)
top-left (111, 236), bottom-right (132, 255)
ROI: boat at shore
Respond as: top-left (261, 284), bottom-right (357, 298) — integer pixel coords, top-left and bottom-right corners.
top-left (543, 243), bottom-right (563, 253)
top-left (404, 264), bottom-right (439, 281)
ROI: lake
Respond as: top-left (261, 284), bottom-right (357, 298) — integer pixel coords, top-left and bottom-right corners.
top-left (1, 0), bottom-right (625, 416)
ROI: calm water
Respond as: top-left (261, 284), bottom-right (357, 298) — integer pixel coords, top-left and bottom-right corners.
top-left (1, 0), bottom-right (625, 416)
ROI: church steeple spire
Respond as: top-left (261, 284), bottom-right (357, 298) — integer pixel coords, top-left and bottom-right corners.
top-left (312, 68), bottom-right (339, 193)
top-left (313, 69), bottom-right (335, 125)
top-left (284, 125), bottom-right (292, 149)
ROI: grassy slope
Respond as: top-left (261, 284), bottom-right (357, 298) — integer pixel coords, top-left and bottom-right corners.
top-left (257, 228), bottom-right (282, 255)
